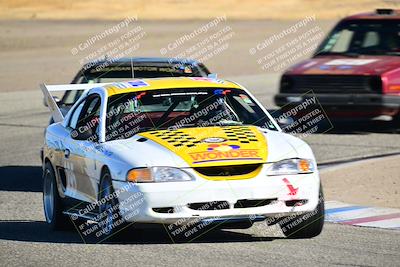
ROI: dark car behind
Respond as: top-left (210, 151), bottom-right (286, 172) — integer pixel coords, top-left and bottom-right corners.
top-left (53, 57), bottom-right (211, 116)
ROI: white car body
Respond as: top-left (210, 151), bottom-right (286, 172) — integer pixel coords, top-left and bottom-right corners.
top-left (41, 77), bottom-right (322, 233)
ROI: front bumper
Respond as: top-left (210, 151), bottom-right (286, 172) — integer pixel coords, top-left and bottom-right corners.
top-left (275, 93), bottom-right (400, 118)
top-left (112, 167), bottom-right (320, 225)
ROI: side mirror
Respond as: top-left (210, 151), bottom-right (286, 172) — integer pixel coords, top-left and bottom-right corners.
top-left (43, 96), bottom-right (60, 107)
top-left (275, 117), bottom-right (294, 132)
top-left (70, 127), bottom-right (96, 141)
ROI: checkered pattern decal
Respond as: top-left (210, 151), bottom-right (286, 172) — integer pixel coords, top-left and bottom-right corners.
top-left (222, 127), bottom-right (259, 143)
top-left (140, 125), bottom-right (268, 167)
top-left (146, 126), bottom-right (260, 147)
top-left (147, 130), bottom-right (202, 147)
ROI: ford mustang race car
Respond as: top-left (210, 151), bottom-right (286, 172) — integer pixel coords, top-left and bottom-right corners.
top-left (275, 9), bottom-right (400, 124)
top-left (41, 77), bottom-right (324, 240)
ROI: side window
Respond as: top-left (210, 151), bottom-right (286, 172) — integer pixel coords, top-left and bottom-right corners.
top-left (69, 95), bottom-right (101, 132)
top-left (362, 31), bottom-right (379, 48)
top-left (331, 29), bottom-right (354, 52)
top-left (62, 90), bottom-right (84, 105)
top-left (79, 96), bottom-right (100, 124)
top-left (69, 101), bottom-right (85, 129)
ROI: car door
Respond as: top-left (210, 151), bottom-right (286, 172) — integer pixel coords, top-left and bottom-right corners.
top-left (63, 94), bottom-right (102, 203)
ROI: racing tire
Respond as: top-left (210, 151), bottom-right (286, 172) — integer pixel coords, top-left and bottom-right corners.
top-left (392, 114), bottom-right (400, 130)
top-left (97, 170), bottom-right (124, 240)
top-left (279, 186), bottom-right (324, 239)
top-left (43, 162), bottom-right (70, 230)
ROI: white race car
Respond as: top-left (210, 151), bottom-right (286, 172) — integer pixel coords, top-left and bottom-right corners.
top-left (41, 77), bottom-right (324, 240)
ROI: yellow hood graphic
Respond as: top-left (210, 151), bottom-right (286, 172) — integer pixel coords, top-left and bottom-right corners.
top-left (139, 126), bottom-right (268, 167)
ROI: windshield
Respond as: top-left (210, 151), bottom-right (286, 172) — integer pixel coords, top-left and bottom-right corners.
top-left (61, 64), bottom-right (207, 106)
top-left (105, 88), bottom-right (277, 141)
top-left (316, 20), bottom-right (400, 56)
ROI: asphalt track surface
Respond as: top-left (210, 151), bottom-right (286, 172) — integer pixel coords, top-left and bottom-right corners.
top-left (1, 20), bottom-right (400, 266)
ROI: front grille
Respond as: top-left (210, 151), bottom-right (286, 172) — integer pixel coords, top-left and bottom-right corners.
top-left (194, 164), bottom-right (261, 177)
top-left (285, 199), bottom-right (308, 207)
top-left (153, 207), bottom-right (174, 213)
top-left (187, 201), bottom-right (230, 210)
top-left (281, 75), bottom-right (382, 94)
top-left (234, 198), bottom-right (277, 208)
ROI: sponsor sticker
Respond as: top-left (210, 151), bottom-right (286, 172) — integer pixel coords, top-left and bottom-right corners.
top-left (127, 80), bottom-right (149, 88)
top-left (325, 59), bottom-right (378, 66)
top-left (201, 137), bottom-right (227, 143)
top-left (282, 178), bottom-right (298, 196)
top-left (207, 144), bottom-right (240, 151)
top-left (191, 77), bottom-right (225, 84)
top-left (189, 144), bottom-right (261, 164)
top-left (213, 89), bottom-right (231, 95)
top-left (337, 65), bottom-right (353, 70)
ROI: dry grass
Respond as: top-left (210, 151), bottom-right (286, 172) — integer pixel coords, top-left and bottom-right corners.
top-left (0, 0), bottom-right (398, 20)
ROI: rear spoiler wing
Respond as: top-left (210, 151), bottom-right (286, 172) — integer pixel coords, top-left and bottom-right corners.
top-left (40, 83), bottom-right (108, 123)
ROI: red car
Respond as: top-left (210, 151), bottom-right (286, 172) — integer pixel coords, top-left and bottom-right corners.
top-left (275, 9), bottom-right (400, 123)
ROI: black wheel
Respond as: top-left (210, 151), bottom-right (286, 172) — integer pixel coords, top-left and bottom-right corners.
top-left (279, 186), bottom-right (324, 239)
top-left (97, 170), bottom-right (124, 240)
top-left (43, 162), bottom-right (70, 230)
top-left (392, 114), bottom-right (400, 130)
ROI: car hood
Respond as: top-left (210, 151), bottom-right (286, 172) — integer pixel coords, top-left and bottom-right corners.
top-left (285, 55), bottom-right (400, 76)
top-left (104, 126), bottom-right (302, 168)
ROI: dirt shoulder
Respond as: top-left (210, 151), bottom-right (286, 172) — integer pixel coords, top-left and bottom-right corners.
top-left (321, 155), bottom-right (400, 209)
top-left (0, 0), bottom-right (396, 20)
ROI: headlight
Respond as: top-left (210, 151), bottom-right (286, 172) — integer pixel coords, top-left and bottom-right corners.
top-left (127, 167), bottom-right (194, 183)
top-left (266, 158), bottom-right (314, 176)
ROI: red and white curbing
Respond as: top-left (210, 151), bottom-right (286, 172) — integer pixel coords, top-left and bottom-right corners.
top-left (325, 201), bottom-right (400, 230)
